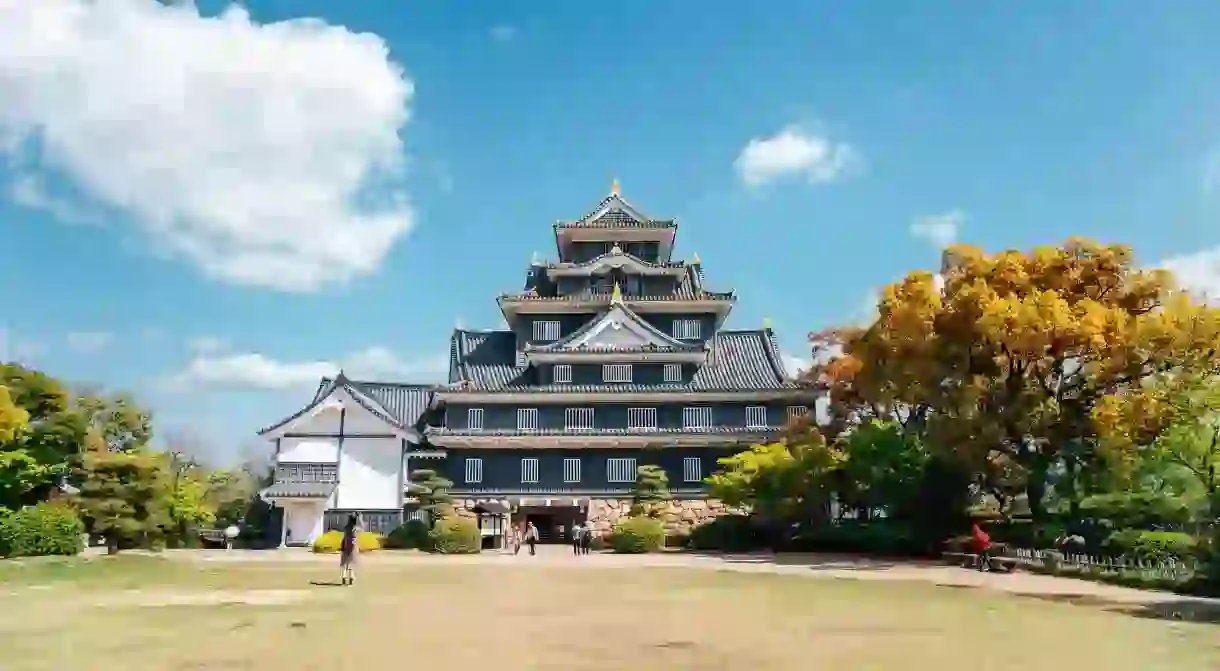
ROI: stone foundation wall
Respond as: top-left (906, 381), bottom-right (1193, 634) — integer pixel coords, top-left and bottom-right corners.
top-left (586, 498), bottom-right (735, 536)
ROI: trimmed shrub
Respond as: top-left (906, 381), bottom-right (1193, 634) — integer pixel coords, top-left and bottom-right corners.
top-left (688, 515), bottom-right (766, 552)
top-left (1103, 529), bottom-right (1197, 563)
top-left (0, 502), bottom-right (85, 558)
top-left (384, 519), bottom-right (429, 550)
top-left (789, 522), bottom-right (922, 557)
top-left (311, 530), bottom-right (383, 554)
top-left (608, 516), bottom-right (665, 554)
top-left (426, 515), bottom-right (481, 554)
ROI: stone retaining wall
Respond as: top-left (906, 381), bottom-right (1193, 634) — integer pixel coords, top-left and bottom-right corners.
top-left (449, 497), bottom-right (737, 536)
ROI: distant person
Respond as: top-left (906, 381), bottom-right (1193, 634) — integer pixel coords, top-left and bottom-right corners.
top-left (571, 522), bottom-right (584, 555)
top-left (525, 521), bottom-right (539, 556)
top-left (511, 525), bottom-right (522, 555)
top-left (580, 524), bottom-right (593, 555)
top-left (970, 522), bottom-right (993, 572)
top-left (339, 514), bottom-right (360, 586)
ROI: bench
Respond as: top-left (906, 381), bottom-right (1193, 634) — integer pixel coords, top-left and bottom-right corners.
top-left (942, 551), bottom-right (1017, 573)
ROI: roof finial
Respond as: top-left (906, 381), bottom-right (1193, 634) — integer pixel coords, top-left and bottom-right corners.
top-left (611, 177), bottom-right (620, 196)
top-left (763, 317), bottom-right (771, 330)
top-left (611, 281), bottom-right (623, 304)
top-left (693, 251), bottom-right (701, 265)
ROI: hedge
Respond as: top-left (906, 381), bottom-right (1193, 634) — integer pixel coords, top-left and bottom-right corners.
top-left (608, 516), bottom-right (665, 554)
top-left (788, 522), bottom-right (922, 556)
top-left (0, 502), bottom-right (85, 558)
top-left (311, 530), bottom-right (383, 554)
top-left (687, 515), bottom-right (767, 552)
top-left (427, 515), bottom-right (481, 554)
top-left (1102, 529), bottom-right (1197, 564)
top-left (384, 519), bottom-right (429, 550)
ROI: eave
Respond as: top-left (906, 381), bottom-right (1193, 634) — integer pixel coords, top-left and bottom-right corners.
top-left (258, 376), bottom-right (421, 443)
top-left (424, 428), bottom-right (780, 449)
top-left (497, 294), bottom-right (736, 318)
top-left (432, 388), bottom-right (819, 404)
top-left (544, 250), bottom-right (687, 279)
top-left (524, 349), bottom-right (708, 364)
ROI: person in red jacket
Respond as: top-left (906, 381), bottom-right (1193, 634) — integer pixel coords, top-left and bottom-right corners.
top-left (970, 522), bottom-right (993, 572)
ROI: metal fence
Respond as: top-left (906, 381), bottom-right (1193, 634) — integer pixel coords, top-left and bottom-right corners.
top-left (1006, 547), bottom-right (1198, 581)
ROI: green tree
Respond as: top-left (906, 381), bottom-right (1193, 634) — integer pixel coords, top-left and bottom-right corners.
top-left (75, 393), bottom-right (152, 453)
top-left (708, 436), bottom-right (844, 528)
top-left (629, 464), bottom-right (671, 517)
top-left (74, 436), bottom-right (171, 554)
top-left (0, 367), bottom-right (84, 511)
top-left (837, 420), bottom-right (929, 520)
top-left (406, 469), bottom-right (454, 521)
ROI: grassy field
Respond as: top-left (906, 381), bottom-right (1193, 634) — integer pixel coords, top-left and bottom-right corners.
top-left (1, 555), bottom-right (1218, 670)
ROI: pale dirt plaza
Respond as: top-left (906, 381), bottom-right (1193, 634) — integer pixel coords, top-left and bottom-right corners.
top-left (2, 548), bottom-right (1219, 670)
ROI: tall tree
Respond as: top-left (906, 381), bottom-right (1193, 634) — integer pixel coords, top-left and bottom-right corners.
top-left (74, 435), bottom-right (171, 554)
top-left (830, 239), bottom-right (1220, 519)
top-left (406, 469), bottom-right (454, 521)
top-left (629, 464), bottom-right (671, 517)
top-left (0, 366), bottom-right (83, 510)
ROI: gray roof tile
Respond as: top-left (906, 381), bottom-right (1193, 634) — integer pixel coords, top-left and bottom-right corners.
top-left (554, 194), bottom-right (677, 230)
top-left (260, 482), bottom-right (336, 499)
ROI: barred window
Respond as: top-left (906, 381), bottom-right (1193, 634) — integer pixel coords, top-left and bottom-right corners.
top-left (603, 364), bottom-right (632, 383)
top-left (745, 406), bottom-right (768, 429)
top-left (517, 408), bottom-right (539, 431)
top-left (275, 463), bottom-right (337, 483)
top-left (672, 319), bottom-right (701, 339)
top-left (663, 363), bottom-right (682, 383)
top-left (521, 458), bottom-right (539, 484)
top-left (515, 350), bottom-right (528, 367)
top-left (325, 511), bottom-right (401, 535)
top-left (464, 458), bottom-right (483, 484)
top-left (467, 408), bottom-right (484, 430)
top-left (565, 407), bottom-right (595, 431)
top-left (786, 405), bottom-right (810, 421)
top-left (563, 458), bottom-right (581, 483)
top-left (553, 364), bottom-right (572, 384)
top-left (533, 320), bottom-right (561, 341)
top-left (682, 406), bottom-right (713, 429)
top-left (683, 457), bottom-right (702, 483)
top-left (627, 408), bottom-right (657, 430)
top-left (607, 457), bottom-right (637, 483)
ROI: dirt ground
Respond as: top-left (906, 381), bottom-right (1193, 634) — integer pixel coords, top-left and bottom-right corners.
top-left (1, 553), bottom-right (1218, 670)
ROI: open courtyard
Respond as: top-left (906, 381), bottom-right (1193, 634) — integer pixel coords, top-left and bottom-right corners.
top-left (2, 549), bottom-right (1218, 670)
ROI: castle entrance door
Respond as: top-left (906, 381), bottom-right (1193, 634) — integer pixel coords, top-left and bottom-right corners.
top-left (517, 504), bottom-right (583, 544)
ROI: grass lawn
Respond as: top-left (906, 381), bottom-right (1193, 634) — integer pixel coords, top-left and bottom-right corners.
top-left (1, 555), bottom-right (1218, 670)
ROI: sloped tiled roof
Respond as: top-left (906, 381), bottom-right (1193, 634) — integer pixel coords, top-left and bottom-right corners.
top-left (554, 194), bottom-right (676, 230)
top-left (529, 303), bottom-right (702, 353)
top-left (447, 328), bottom-right (800, 392)
top-left (259, 482), bottom-right (335, 499)
top-left (258, 376), bottom-right (433, 436)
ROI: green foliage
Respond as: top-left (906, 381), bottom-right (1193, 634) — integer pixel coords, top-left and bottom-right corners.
top-left (1079, 490), bottom-right (1194, 531)
top-left (73, 443), bottom-right (171, 553)
top-left (406, 469), bottom-right (454, 521)
top-left (629, 464), bottom-right (671, 517)
top-left (426, 515), bottom-right (481, 554)
top-left (837, 420), bottom-right (929, 517)
top-left (707, 438), bottom-right (842, 525)
top-left (790, 522), bottom-right (921, 556)
top-left (0, 501), bottom-right (85, 558)
top-left (311, 530), bottom-right (383, 554)
top-left (687, 515), bottom-right (766, 552)
top-left (75, 393), bottom-right (153, 454)
top-left (384, 519), bottom-right (429, 549)
top-left (1103, 529), bottom-right (1198, 563)
top-left (608, 516), bottom-right (665, 554)
top-left (0, 385), bottom-right (30, 443)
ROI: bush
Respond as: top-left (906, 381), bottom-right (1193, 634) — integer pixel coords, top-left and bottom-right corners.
top-left (688, 515), bottom-right (767, 552)
top-left (384, 519), bottom-right (429, 550)
top-left (426, 515), bottom-right (481, 554)
top-left (311, 530), bottom-right (383, 554)
top-left (608, 516), bottom-right (665, 554)
top-left (1103, 529), bottom-right (1197, 563)
top-left (0, 502), bottom-right (85, 558)
top-left (789, 522), bottom-right (922, 556)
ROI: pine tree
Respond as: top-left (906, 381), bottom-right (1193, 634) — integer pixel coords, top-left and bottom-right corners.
top-left (629, 464), bottom-right (671, 518)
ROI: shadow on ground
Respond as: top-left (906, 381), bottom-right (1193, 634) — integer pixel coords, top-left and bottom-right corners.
top-left (683, 551), bottom-right (916, 572)
top-left (1016, 593), bottom-right (1220, 625)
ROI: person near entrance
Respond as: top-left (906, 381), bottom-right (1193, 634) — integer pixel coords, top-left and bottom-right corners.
top-left (570, 521), bottom-right (584, 555)
top-left (525, 521), bottom-right (539, 555)
top-left (580, 524), bottom-right (593, 555)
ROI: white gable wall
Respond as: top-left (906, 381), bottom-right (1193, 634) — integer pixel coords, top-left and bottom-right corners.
top-left (337, 437), bottom-right (403, 510)
top-left (569, 306), bottom-right (668, 350)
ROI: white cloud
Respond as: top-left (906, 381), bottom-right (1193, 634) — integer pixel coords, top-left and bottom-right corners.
top-left (66, 330), bottom-right (112, 353)
top-left (489, 25), bottom-right (517, 42)
top-left (189, 335), bottom-right (229, 354)
top-left (0, 0), bottom-right (416, 292)
top-left (1160, 248), bottom-right (1220, 302)
top-left (734, 125), bottom-right (859, 188)
top-left (782, 354), bottom-right (810, 378)
top-left (161, 346), bottom-right (448, 391)
top-left (9, 174), bottom-right (99, 224)
top-left (909, 210), bottom-right (965, 249)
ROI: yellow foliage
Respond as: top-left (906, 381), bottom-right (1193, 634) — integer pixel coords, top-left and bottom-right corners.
top-left (311, 530), bottom-right (383, 554)
top-left (0, 385), bottom-right (30, 443)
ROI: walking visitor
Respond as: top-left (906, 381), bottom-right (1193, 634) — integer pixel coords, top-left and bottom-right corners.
top-left (525, 521), bottom-right (539, 556)
top-left (970, 521), bottom-right (993, 572)
top-left (580, 524), bottom-right (592, 554)
top-left (339, 514), bottom-right (360, 586)
top-left (571, 521), bottom-right (584, 555)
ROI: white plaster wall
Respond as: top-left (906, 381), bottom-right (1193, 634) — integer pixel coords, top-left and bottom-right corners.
top-left (278, 437), bottom-right (339, 463)
top-left (337, 437), bottom-right (403, 510)
top-left (340, 396), bottom-right (394, 435)
top-left (285, 501), bottom-right (325, 545)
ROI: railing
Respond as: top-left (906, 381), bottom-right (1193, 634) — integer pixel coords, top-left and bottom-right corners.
top-left (1005, 547), bottom-right (1198, 581)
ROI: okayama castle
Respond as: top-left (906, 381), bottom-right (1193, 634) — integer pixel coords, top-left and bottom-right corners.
top-left (257, 183), bottom-right (818, 546)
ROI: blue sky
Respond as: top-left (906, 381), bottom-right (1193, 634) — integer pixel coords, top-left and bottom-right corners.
top-left (2, 1), bottom-right (1220, 463)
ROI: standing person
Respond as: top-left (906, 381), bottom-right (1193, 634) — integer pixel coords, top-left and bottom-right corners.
top-left (581, 524), bottom-right (592, 555)
top-left (571, 521), bottom-right (584, 555)
top-left (511, 524), bottom-right (521, 555)
top-left (525, 521), bottom-right (539, 556)
top-left (970, 521), bottom-right (993, 572)
top-left (339, 514), bottom-right (360, 586)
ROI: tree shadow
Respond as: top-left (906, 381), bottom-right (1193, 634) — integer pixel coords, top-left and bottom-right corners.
top-left (683, 550), bottom-right (918, 572)
top-left (308, 580), bottom-right (346, 587)
top-left (1015, 593), bottom-right (1220, 625)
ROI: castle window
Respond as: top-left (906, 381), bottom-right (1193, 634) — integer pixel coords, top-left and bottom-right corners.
top-left (672, 319), bottom-right (701, 339)
top-left (563, 458), bottom-right (581, 483)
top-left (663, 364), bottom-right (682, 383)
top-left (682, 407), bottom-right (713, 429)
top-left (607, 457), bottom-right (637, 483)
top-left (786, 405), bottom-right (810, 421)
top-left (603, 364), bottom-right (632, 383)
top-left (467, 408), bottom-right (484, 430)
top-left (683, 457), bottom-right (702, 483)
top-left (627, 408), bottom-right (657, 430)
top-left (517, 408), bottom-right (539, 431)
top-left (745, 406), bottom-right (768, 429)
top-left (464, 458), bottom-right (483, 484)
top-left (533, 320), bottom-right (560, 341)
top-left (553, 364), bottom-right (572, 384)
top-left (520, 458), bottom-right (539, 484)
top-left (564, 407), bottom-right (595, 431)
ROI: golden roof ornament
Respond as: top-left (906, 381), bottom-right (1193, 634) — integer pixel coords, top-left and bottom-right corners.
top-left (611, 281), bottom-right (623, 304)
top-left (763, 316), bottom-right (772, 330)
top-left (693, 251), bottom-right (701, 265)
top-left (611, 178), bottom-right (620, 196)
